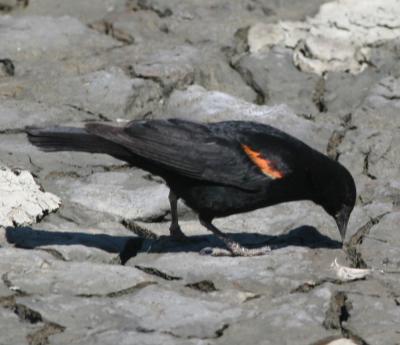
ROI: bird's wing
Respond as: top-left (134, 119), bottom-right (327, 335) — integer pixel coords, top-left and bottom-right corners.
top-left (85, 119), bottom-right (288, 191)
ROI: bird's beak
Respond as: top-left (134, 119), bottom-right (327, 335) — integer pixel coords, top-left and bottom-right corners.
top-left (334, 207), bottom-right (351, 242)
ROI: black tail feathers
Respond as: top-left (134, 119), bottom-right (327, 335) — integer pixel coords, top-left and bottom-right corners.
top-left (26, 126), bottom-right (131, 160)
top-left (27, 126), bottom-right (101, 153)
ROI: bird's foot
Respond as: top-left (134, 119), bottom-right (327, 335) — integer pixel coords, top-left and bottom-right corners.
top-left (200, 243), bottom-right (271, 257)
top-left (169, 224), bottom-right (189, 242)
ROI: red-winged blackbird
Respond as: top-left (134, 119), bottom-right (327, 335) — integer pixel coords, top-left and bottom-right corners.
top-left (27, 119), bottom-right (356, 256)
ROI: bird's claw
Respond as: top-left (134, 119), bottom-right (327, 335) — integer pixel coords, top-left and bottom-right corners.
top-left (169, 224), bottom-right (189, 242)
top-left (199, 247), bottom-right (233, 256)
top-left (200, 245), bottom-right (272, 257)
top-left (199, 247), bottom-right (215, 256)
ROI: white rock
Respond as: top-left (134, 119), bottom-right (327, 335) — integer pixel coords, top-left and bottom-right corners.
top-left (327, 339), bottom-right (358, 345)
top-left (248, 23), bottom-right (286, 54)
top-left (0, 166), bottom-right (60, 227)
top-left (331, 258), bottom-right (372, 281)
top-left (248, 0), bottom-right (400, 74)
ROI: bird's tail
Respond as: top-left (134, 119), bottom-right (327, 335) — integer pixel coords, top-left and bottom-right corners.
top-left (26, 126), bottom-right (130, 160)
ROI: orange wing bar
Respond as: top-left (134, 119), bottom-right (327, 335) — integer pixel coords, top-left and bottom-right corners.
top-left (241, 144), bottom-right (284, 179)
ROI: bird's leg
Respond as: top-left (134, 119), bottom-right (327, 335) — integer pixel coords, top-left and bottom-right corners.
top-left (168, 190), bottom-right (187, 240)
top-left (199, 217), bottom-right (271, 257)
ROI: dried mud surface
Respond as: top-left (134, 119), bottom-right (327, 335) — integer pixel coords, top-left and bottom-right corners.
top-left (1, 1), bottom-right (399, 344)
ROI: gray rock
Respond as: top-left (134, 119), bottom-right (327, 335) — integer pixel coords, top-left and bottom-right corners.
top-left (164, 85), bottom-right (333, 151)
top-left (138, 0), bottom-right (264, 46)
top-left (18, 284), bottom-right (245, 341)
top-left (1, 1), bottom-right (400, 344)
top-left (236, 47), bottom-right (320, 114)
top-left (130, 45), bottom-right (257, 102)
top-left (5, 222), bottom-right (131, 263)
top-left (0, 100), bottom-right (87, 131)
top-left (324, 69), bottom-right (380, 116)
top-left (336, 75), bottom-right (400, 204)
top-left (129, 199), bottom-right (348, 294)
top-left (0, 309), bottom-right (32, 345)
top-left (215, 286), bottom-right (335, 345)
top-left (346, 293), bottom-right (400, 344)
top-left (117, 284), bottom-right (244, 338)
top-left (369, 38), bottom-right (400, 74)
top-left (14, 0), bottom-right (126, 23)
top-left (97, 7), bottom-right (168, 45)
top-left (124, 78), bottom-right (163, 119)
top-left (360, 212), bottom-right (400, 274)
top-left (131, 246), bottom-right (341, 297)
top-left (131, 45), bottom-right (196, 93)
top-left (55, 330), bottom-right (203, 345)
top-left (0, 133), bottom-right (124, 183)
top-left (0, 279), bottom-right (14, 298)
top-left (25, 66), bottom-right (139, 122)
top-left (1, 247), bottom-right (155, 295)
top-left (61, 170), bottom-right (171, 221)
top-left (0, 16), bottom-right (115, 61)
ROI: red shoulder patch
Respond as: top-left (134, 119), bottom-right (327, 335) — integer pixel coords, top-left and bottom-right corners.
top-left (241, 144), bottom-right (284, 180)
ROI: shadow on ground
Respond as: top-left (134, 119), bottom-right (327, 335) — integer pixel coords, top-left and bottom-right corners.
top-left (5, 225), bottom-right (341, 264)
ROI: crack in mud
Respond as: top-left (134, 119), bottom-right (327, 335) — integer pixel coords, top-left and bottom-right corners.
top-left (229, 58), bottom-right (265, 105)
top-left (76, 281), bottom-right (156, 298)
top-left (313, 73), bottom-right (327, 112)
top-left (0, 294), bottom-right (66, 345)
top-left (344, 213), bottom-right (389, 268)
top-left (1, 273), bottom-right (27, 296)
top-left (127, 66), bottom-right (176, 99)
top-left (0, 128), bottom-right (26, 134)
top-left (135, 265), bottom-right (182, 281)
top-left (44, 170), bottom-right (83, 179)
top-left (27, 322), bottom-right (65, 345)
top-left (0, 295), bottom-right (42, 324)
top-left (0, 0), bottom-right (28, 13)
top-left (65, 104), bottom-right (111, 122)
top-left (185, 280), bottom-right (218, 293)
top-left (44, 163), bottom-right (131, 181)
top-left (0, 58), bottom-right (15, 76)
top-left (163, 323), bottom-right (229, 340)
top-left (88, 20), bottom-right (135, 45)
top-left (129, 0), bottom-right (173, 18)
top-left (323, 291), bottom-right (351, 330)
top-left (327, 129), bottom-right (346, 160)
top-left (117, 220), bottom-right (162, 263)
top-left (135, 326), bottom-right (156, 334)
top-left (380, 94), bottom-right (400, 101)
top-left (2, 272), bottom-right (14, 290)
top-left (0, 3), bottom-right (13, 12)
top-left (117, 238), bottom-right (145, 264)
top-left (291, 278), bottom-right (349, 293)
top-left (38, 248), bottom-right (67, 261)
top-left (296, 113), bottom-right (316, 121)
top-left (321, 290), bottom-right (371, 345)
top-left (362, 150), bottom-right (377, 180)
top-left (121, 219), bottom-right (159, 239)
top-left (225, 27), bottom-right (266, 105)
top-left (326, 113), bottom-right (354, 160)
top-left (341, 328), bottom-right (371, 345)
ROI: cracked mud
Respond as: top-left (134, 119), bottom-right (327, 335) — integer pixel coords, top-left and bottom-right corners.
top-left (1, 0), bottom-right (400, 344)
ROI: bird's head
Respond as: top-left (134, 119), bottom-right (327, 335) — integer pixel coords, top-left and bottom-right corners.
top-left (309, 158), bottom-right (356, 242)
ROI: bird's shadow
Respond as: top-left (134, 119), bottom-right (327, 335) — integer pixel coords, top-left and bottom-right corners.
top-left (5, 224), bottom-right (341, 264)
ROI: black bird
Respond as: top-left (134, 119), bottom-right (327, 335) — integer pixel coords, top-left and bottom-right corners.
top-left (27, 119), bottom-right (356, 256)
